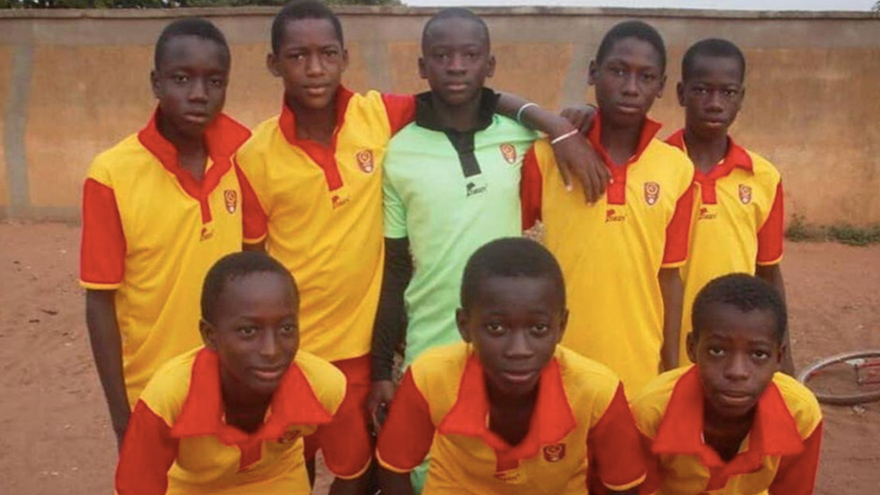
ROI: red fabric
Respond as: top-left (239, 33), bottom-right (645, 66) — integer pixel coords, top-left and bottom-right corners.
top-left (757, 182), bottom-right (785, 264)
top-left (437, 356), bottom-right (577, 472)
top-left (303, 354), bottom-right (373, 478)
top-left (137, 110), bottom-right (251, 223)
top-left (587, 385), bottom-right (647, 489)
top-left (382, 93), bottom-right (417, 136)
top-left (116, 401), bottom-right (179, 495)
top-left (277, 87), bottom-right (355, 192)
top-left (587, 113), bottom-right (663, 206)
top-left (662, 183), bottom-right (695, 265)
top-left (637, 432), bottom-right (662, 495)
top-left (235, 161), bottom-right (268, 242)
top-left (665, 129), bottom-right (754, 205)
top-left (80, 178), bottom-right (126, 286)
top-left (769, 421), bottom-right (823, 495)
top-left (376, 369), bottom-right (436, 471)
top-left (520, 145), bottom-right (544, 229)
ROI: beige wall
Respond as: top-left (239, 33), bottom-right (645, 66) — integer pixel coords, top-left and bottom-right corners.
top-left (1, 7), bottom-right (878, 224)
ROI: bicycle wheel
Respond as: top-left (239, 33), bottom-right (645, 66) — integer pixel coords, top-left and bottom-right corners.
top-left (798, 350), bottom-right (880, 406)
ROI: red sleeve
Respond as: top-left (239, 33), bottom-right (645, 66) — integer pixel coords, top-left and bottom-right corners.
top-left (376, 370), bottom-right (435, 472)
top-left (587, 385), bottom-right (648, 491)
top-left (769, 421), bottom-right (823, 495)
top-left (637, 432), bottom-right (663, 495)
top-left (662, 183), bottom-right (695, 266)
top-left (235, 162), bottom-right (268, 243)
top-left (382, 94), bottom-right (417, 136)
top-left (80, 178), bottom-right (126, 287)
top-left (757, 182), bottom-right (784, 265)
top-left (520, 145), bottom-right (544, 230)
top-left (115, 401), bottom-right (179, 495)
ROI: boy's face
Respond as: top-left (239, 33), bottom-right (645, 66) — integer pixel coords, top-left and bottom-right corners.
top-left (688, 303), bottom-right (783, 420)
top-left (589, 37), bottom-right (666, 129)
top-left (456, 276), bottom-right (567, 399)
top-left (677, 55), bottom-right (745, 139)
top-left (201, 271), bottom-right (299, 400)
top-left (268, 18), bottom-right (348, 111)
top-left (419, 17), bottom-right (495, 107)
top-left (151, 35), bottom-right (229, 139)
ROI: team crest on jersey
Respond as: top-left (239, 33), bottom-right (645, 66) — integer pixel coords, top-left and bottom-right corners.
top-left (500, 143), bottom-right (517, 164)
top-left (543, 443), bottom-right (566, 462)
top-left (356, 150), bottom-right (375, 174)
top-left (739, 184), bottom-right (752, 204)
top-left (224, 190), bottom-right (237, 214)
top-left (644, 182), bottom-right (660, 206)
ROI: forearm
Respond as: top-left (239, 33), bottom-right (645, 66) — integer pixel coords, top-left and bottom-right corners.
top-left (756, 264), bottom-right (794, 374)
top-left (497, 92), bottom-right (572, 137)
top-left (85, 290), bottom-right (131, 444)
top-left (658, 268), bottom-right (683, 371)
top-left (371, 237), bottom-right (413, 382)
top-left (378, 468), bottom-right (415, 495)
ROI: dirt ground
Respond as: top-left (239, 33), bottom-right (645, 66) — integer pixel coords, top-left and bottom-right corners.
top-left (0, 221), bottom-right (878, 495)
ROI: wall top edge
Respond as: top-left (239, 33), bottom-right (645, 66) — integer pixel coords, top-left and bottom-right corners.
top-left (0, 6), bottom-right (878, 21)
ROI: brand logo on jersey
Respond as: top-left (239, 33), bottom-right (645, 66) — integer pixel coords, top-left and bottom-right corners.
top-left (224, 190), bottom-right (237, 214)
top-left (500, 143), bottom-right (517, 164)
top-left (543, 443), bottom-right (566, 462)
top-left (644, 182), bottom-right (660, 206)
top-left (739, 184), bottom-right (752, 204)
top-left (466, 182), bottom-right (488, 197)
top-left (331, 194), bottom-right (350, 209)
top-left (606, 208), bottom-right (626, 223)
top-left (699, 206), bottom-right (717, 220)
top-left (200, 226), bottom-right (214, 242)
top-left (494, 468), bottom-right (526, 484)
top-left (356, 150), bottom-right (375, 173)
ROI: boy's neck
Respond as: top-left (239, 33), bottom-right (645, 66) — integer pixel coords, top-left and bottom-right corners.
top-left (157, 113), bottom-right (208, 180)
top-left (600, 117), bottom-right (644, 166)
top-left (486, 380), bottom-right (538, 447)
top-left (684, 126), bottom-right (730, 174)
top-left (429, 92), bottom-right (483, 133)
top-left (702, 405), bottom-right (755, 462)
top-left (220, 373), bottom-right (273, 434)
top-left (286, 93), bottom-right (337, 146)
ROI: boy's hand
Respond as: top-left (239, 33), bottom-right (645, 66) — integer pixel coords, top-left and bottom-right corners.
top-left (368, 380), bottom-right (396, 433)
top-left (548, 122), bottom-right (609, 203)
top-left (560, 104), bottom-right (597, 136)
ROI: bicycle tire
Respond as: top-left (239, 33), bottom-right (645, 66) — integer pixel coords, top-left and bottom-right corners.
top-left (798, 350), bottom-right (880, 406)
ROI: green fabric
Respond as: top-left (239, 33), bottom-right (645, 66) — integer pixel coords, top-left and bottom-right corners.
top-left (410, 457), bottom-right (429, 494)
top-left (383, 115), bottom-right (538, 368)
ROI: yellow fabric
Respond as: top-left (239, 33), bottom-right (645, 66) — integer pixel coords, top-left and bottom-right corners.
top-left (235, 91), bottom-right (394, 362)
top-left (141, 349), bottom-right (346, 495)
top-left (82, 137), bottom-right (242, 405)
top-left (533, 139), bottom-right (694, 393)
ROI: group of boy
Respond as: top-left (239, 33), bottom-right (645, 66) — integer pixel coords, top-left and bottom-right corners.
top-left (79, 2), bottom-right (821, 495)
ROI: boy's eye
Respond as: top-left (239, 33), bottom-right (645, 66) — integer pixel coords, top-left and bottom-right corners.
top-left (238, 326), bottom-right (258, 337)
top-left (210, 77), bottom-right (226, 87)
top-left (279, 323), bottom-right (297, 335)
top-left (752, 350), bottom-right (771, 360)
top-left (531, 323), bottom-right (550, 335)
top-left (173, 74), bottom-right (189, 84)
top-left (485, 322), bottom-right (505, 335)
top-left (641, 73), bottom-right (657, 82)
top-left (707, 347), bottom-right (725, 357)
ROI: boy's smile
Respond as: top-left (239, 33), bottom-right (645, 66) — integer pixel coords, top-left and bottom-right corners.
top-left (590, 37), bottom-right (666, 130)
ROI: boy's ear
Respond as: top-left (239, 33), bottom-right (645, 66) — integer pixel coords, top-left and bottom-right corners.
top-left (266, 52), bottom-right (281, 78)
top-left (455, 308), bottom-right (472, 343)
top-left (676, 81), bottom-right (686, 107)
top-left (686, 332), bottom-right (698, 364)
top-left (486, 54), bottom-right (496, 78)
top-left (418, 57), bottom-right (427, 80)
top-left (658, 73), bottom-right (668, 98)
top-left (587, 60), bottom-right (598, 86)
top-left (776, 341), bottom-right (786, 367)
top-left (150, 69), bottom-right (161, 99)
top-left (341, 47), bottom-right (350, 73)
top-left (558, 308), bottom-right (569, 343)
top-left (200, 318), bottom-right (218, 350)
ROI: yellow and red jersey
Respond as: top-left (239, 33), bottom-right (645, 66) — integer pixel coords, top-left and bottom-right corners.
top-left (522, 115), bottom-right (695, 393)
top-left (631, 366), bottom-right (822, 495)
top-left (115, 347), bottom-right (346, 495)
top-left (376, 342), bottom-right (646, 495)
top-left (80, 111), bottom-right (250, 405)
top-left (666, 130), bottom-right (784, 364)
top-left (236, 88), bottom-right (414, 363)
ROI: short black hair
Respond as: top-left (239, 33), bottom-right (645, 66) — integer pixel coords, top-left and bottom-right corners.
top-left (422, 7), bottom-right (490, 53)
top-left (461, 238), bottom-right (565, 311)
top-left (692, 274), bottom-right (787, 343)
top-left (154, 18), bottom-right (230, 70)
top-left (201, 251), bottom-right (297, 324)
top-left (272, 0), bottom-right (344, 54)
top-left (682, 38), bottom-right (746, 83)
top-left (595, 20), bottom-right (666, 73)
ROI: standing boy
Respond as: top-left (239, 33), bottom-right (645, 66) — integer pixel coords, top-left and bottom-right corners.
top-left (665, 39), bottom-right (792, 372)
top-left (376, 238), bottom-right (646, 495)
top-left (521, 21), bottom-right (695, 393)
top-left (632, 274), bottom-right (822, 495)
top-left (81, 19), bottom-right (250, 447)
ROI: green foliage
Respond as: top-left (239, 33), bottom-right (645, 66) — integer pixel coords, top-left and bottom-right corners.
top-left (785, 215), bottom-right (880, 246)
top-left (0, 0), bottom-right (399, 7)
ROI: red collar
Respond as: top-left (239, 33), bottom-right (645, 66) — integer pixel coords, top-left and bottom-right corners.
top-left (653, 367), bottom-right (804, 474)
top-left (666, 129), bottom-right (753, 185)
top-left (170, 348), bottom-right (334, 446)
top-left (137, 109), bottom-right (251, 221)
top-left (437, 353), bottom-right (577, 470)
top-left (586, 113), bottom-right (662, 205)
top-left (278, 86), bottom-right (354, 148)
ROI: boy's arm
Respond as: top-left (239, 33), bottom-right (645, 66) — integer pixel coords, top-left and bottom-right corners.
top-left (369, 237), bottom-right (413, 430)
top-left (234, 160), bottom-right (269, 251)
top-left (497, 93), bottom-right (609, 203)
top-left (658, 268), bottom-right (683, 371)
top-left (769, 421), bottom-right (823, 495)
top-left (86, 289), bottom-right (130, 449)
top-left (115, 401), bottom-right (179, 495)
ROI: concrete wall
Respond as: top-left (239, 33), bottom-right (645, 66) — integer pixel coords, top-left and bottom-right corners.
top-left (1, 6), bottom-right (879, 225)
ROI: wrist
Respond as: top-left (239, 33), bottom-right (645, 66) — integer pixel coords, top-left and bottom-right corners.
top-left (547, 118), bottom-right (576, 140)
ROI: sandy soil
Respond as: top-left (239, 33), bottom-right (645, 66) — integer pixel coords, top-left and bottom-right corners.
top-left (0, 221), bottom-right (878, 495)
